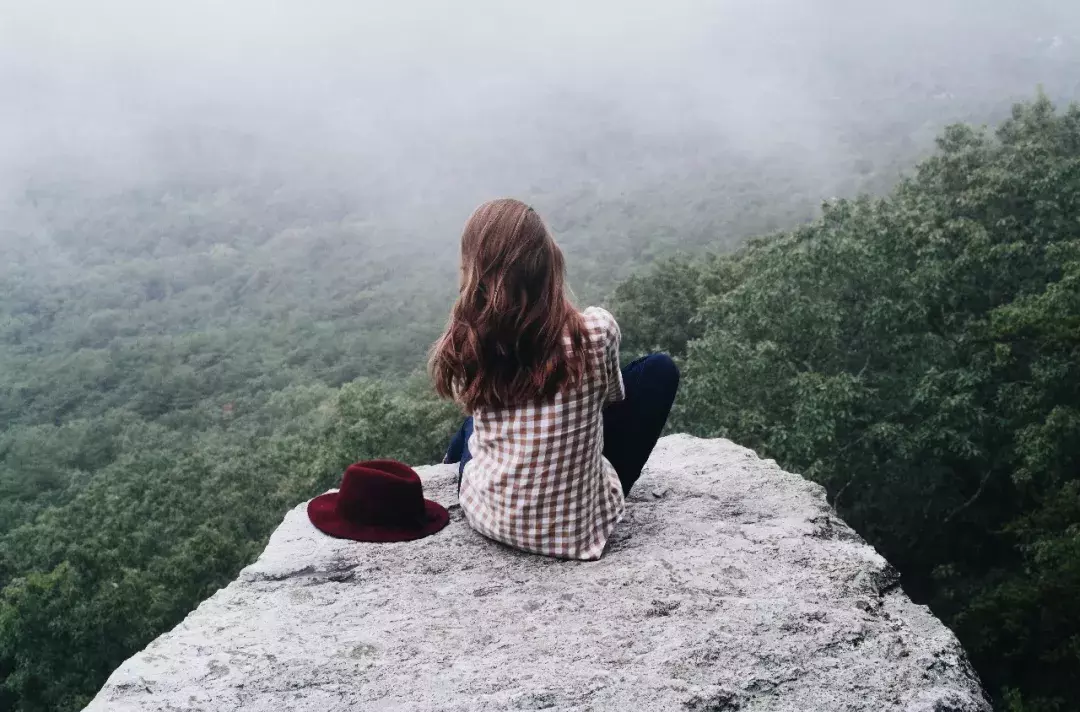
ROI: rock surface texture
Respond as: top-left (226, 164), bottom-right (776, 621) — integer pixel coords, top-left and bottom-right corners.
top-left (85, 435), bottom-right (989, 712)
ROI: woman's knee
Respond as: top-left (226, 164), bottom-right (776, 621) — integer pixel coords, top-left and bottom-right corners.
top-left (644, 353), bottom-right (680, 390)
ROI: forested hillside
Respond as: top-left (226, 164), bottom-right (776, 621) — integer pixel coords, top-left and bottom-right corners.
top-left (0, 146), bottom-right (853, 710)
top-left (2, 1), bottom-right (1080, 709)
top-left (614, 95), bottom-right (1080, 712)
top-left (3, 94), bottom-right (1078, 712)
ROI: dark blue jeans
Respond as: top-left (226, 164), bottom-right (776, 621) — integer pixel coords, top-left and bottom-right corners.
top-left (444, 353), bottom-right (679, 496)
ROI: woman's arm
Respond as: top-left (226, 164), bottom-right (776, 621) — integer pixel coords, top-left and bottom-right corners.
top-left (599, 309), bottom-right (625, 406)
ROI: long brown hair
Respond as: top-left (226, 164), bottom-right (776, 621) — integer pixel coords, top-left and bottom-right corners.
top-left (429, 198), bottom-right (587, 412)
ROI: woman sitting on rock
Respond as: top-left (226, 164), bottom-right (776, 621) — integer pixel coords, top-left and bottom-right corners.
top-left (430, 198), bottom-right (679, 560)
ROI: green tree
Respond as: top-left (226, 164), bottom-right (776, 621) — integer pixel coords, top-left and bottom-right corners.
top-left (615, 95), bottom-right (1080, 709)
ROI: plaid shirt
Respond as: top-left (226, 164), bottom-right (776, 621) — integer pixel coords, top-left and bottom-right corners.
top-left (458, 307), bottom-right (626, 560)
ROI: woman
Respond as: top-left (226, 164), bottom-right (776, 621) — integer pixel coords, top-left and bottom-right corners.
top-left (430, 198), bottom-right (678, 560)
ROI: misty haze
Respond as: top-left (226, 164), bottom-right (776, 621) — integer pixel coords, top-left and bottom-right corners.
top-left (1, 1), bottom-right (1079, 710)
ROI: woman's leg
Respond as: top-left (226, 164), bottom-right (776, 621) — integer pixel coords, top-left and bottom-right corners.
top-left (602, 353), bottom-right (680, 495)
top-left (444, 418), bottom-right (470, 465)
top-left (444, 416), bottom-right (474, 491)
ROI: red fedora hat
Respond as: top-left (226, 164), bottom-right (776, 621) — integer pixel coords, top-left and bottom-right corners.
top-left (307, 460), bottom-right (450, 542)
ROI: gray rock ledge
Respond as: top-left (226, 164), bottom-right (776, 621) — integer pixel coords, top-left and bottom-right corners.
top-left (84, 434), bottom-right (990, 712)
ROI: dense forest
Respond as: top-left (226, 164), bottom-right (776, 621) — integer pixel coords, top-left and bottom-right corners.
top-left (612, 95), bottom-right (1080, 711)
top-left (3, 95), bottom-right (1078, 712)
top-left (2, 3), bottom-right (1080, 711)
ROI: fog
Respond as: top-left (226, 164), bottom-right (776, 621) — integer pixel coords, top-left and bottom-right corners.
top-left (2, 0), bottom-right (1078, 215)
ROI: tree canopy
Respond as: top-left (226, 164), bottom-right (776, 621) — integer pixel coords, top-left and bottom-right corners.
top-left (1, 93), bottom-right (1078, 711)
top-left (614, 94), bottom-right (1080, 711)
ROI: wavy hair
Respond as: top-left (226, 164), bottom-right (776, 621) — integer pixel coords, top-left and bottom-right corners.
top-left (429, 198), bottom-right (586, 412)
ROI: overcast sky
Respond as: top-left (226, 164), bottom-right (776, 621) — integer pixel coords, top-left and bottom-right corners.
top-left (1, 0), bottom-right (1077, 198)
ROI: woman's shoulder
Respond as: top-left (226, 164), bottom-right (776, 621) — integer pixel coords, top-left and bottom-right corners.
top-left (580, 306), bottom-right (620, 343)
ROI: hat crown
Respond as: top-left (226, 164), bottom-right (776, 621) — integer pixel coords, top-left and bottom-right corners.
top-left (335, 460), bottom-right (426, 527)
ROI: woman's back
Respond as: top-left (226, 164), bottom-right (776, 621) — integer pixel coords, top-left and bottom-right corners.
top-left (458, 306), bottom-right (626, 561)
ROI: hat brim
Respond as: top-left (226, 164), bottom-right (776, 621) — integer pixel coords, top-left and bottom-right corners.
top-left (307, 492), bottom-right (450, 542)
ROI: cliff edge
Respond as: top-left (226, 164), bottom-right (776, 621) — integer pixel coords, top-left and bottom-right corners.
top-left (84, 434), bottom-right (989, 712)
